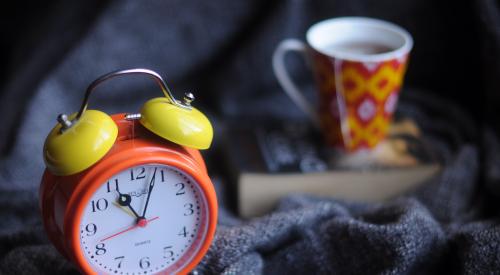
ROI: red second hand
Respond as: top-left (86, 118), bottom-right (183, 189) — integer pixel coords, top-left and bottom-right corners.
top-left (100, 216), bottom-right (159, 242)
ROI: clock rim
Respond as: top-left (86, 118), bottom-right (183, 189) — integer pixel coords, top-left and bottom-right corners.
top-left (63, 148), bottom-right (217, 275)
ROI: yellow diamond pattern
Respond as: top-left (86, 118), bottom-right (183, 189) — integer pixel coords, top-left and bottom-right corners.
top-left (331, 61), bottom-right (406, 150)
top-left (341, 66), bottom-right (366, 103)
top-left (345, 115), bottom-right (390, 150)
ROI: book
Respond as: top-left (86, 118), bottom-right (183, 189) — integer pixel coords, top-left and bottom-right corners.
top-left (221, 119), bottom-right (440, 218)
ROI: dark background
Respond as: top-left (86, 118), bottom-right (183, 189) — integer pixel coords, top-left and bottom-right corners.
top-left (1, 0), bottom-right (499, 160)
top-left (1, 1), bottom-right (500, 274)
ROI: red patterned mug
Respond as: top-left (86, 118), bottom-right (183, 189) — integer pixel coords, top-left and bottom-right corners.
top-left (273, 17), bottom-right (413, 152)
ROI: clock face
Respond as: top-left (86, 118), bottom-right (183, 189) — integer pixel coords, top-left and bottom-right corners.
top-left (78, 164), bottom-right (208, 274)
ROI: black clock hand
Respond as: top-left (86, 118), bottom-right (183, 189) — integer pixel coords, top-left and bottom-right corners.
top-left (141, 167), bottom-right (157, 218)
top-left (115, 181), bottom-right (141, 219)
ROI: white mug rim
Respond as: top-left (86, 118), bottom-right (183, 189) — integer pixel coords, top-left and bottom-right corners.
top-left (306, 17), bottom-right (413, 62)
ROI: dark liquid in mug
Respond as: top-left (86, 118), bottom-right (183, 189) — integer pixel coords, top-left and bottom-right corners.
top-left (325, 42), bottom-right (395, 55)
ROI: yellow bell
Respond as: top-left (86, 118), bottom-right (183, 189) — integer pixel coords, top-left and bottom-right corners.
top-left (140, 96), bottom-right (213, 149)
top-left (42, 69), bottom-right (212, 176)
top-left (43, 110), bottom-right (118, 176)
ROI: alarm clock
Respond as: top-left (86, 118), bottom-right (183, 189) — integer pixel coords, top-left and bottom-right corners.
top-left (39, 69), bottom-right (217, 275)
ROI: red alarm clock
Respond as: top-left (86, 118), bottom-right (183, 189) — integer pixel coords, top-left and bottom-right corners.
top-left (39, 69), bottom-right (217, 274)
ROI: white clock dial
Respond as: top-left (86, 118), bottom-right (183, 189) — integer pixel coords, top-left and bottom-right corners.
top-left (79, 164), bottom-right (208, 274)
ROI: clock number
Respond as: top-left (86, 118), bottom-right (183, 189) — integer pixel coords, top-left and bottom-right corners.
top-left (106, 179), bottom-right (118, 193)
top-left (178, 226), bottom-right (188, 237)
top-left (95, 243), bottom-right (106, 255)
top-left (130, 167), bottom-right (146, 181)
top-left (163, 246), bottom-right (174, 258)
top-left (139, 257), bottom-right (150, 269)
top-left (184, 203), bottom-right (194, 216)
top-left (160, 170), bottom-right (165, 182)
top-left (175, 183), bottom-right (185, 195)
top-left (114, 256), bottom-right (125, 269)
top-left (85, 223), bottom-right (97, 236)
top-left (91, 198), bottom-right (108, 212)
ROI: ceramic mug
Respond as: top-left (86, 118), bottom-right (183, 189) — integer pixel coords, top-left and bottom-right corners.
top-left (273, 17), bottom-right (413, 152)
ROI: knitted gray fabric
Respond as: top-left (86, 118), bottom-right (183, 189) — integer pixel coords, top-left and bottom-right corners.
top-left (1, 90), bottom-right (498, 274)
top-left (1, 1), bottom-right (500, 274)
top-left (192, 91), bottom-right (500, 275)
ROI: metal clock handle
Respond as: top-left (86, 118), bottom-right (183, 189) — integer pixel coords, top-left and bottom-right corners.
top-left (58, 68), bottom-right (195, 129)
top-left (77, 68), bottom-right (192, 120)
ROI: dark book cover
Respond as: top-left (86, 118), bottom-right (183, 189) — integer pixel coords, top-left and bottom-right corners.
top-left (223, 118), bottom-right (436, 175)
top-left (221, 118), bottom-right (439, 217)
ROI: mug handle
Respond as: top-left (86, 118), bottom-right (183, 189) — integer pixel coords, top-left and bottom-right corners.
top-left (272, 39), bottom-right (321, 128)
